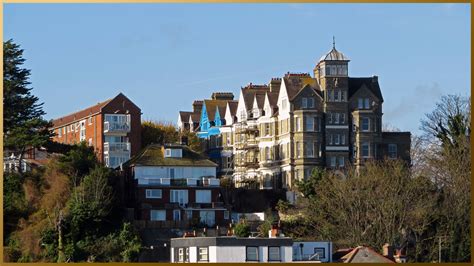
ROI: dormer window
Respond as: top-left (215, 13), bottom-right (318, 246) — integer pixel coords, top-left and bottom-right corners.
top-left (165, 148), bottom-right (182, 158)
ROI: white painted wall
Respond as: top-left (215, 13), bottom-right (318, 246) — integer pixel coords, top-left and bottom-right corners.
top-left (189, 246), bottom-right (197, 262)
top-left (173, 245), bottom-right (293, 263)
top-left (202, 246), bottom-right (247, 263)
top-left (293, 241), bottom-right (333, 262)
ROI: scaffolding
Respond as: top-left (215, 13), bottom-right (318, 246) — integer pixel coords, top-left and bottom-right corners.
top-left (233, 113), bottom-right (261, 188)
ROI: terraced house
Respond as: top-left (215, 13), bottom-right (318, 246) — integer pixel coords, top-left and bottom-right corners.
top-left (179, 43), bottom-right (411, 191)
top-left (178, 93), bottom-right (238, 179)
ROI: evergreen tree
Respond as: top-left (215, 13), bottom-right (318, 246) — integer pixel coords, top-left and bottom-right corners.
top-left (3, 39), bottom-right (52, 173)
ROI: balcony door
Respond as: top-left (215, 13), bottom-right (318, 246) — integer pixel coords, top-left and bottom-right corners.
top-left (170, 190), bottom-right (188, 205)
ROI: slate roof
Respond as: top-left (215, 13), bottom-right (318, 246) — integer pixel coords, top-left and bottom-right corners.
top-left (255, 93), bottom-right (266, 109)
top-left (179, 111), bottom-right (193, 122)
top-left (52, 93), bottom-right (140, 128)
top-left (348, 77), bottom-right (384, 102)
top-left (124, 144), bottom-right (217, 167)
top-left (189, 112), bottom-right (201, 122)
top-left (339, 246), bottom-right (394, 263)
top-left (203, 99), bottom-right (230, 122)
top-left (52, 98), bottom-right (113, 128)
top-left (282, 75), bottom-right (323, 101)
top-left (266, 91), bottom-right (279, 108)
top-left (241, 85), bottom-right (269, 111)
top-left (227, 101), bottom-right (238, 116)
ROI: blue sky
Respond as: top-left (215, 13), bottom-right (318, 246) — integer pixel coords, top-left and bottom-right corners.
top-left (4, 3), bottom-right (470, 135)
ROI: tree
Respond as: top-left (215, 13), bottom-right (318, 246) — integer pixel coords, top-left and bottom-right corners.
top-left (420, 94), bottom-right (470, 148)
top-left (3, 39), bottom-right (52, 173)
top-left (179, 131), bottom-right (204, 153)
top-left (233, 220), bottom-right (251, 237)
top-left (294, 167), bottom-right (325, 198)
top-left (141, 120), bottom-right (179, 147)
top-left (257, 209), bottom-right (276, 237)
top-left (280, 160), bottom-right (441, 261)
top-left (419, 94), bottom-right (471, 262)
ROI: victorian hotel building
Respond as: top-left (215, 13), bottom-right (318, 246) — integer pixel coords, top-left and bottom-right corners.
top-left (178, 44), bottom-right (411, 191)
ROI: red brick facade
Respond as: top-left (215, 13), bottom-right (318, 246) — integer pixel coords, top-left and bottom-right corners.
top-left (51, 93), bottom-right (141, 165)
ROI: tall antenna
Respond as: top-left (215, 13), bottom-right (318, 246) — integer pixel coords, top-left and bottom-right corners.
top-left (333, 36), bottom-right (336, 49)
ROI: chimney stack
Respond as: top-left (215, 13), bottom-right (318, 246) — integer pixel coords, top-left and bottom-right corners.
top-left (382, 243), bottom-right (395, 260)
top-left (192, 100), bottom-right (203, 113)
top-left (268, 224), bottom-right (280, 238)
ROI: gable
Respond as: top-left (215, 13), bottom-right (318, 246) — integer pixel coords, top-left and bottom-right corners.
top-left (291, 85), bottom-right (324, 111)
top-left (236, 89), bottom-right (248, 122)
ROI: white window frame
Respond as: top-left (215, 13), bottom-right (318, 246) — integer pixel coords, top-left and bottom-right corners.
top-left (178, 248), bottom-right (184, 262)
top-left (358, 98), bottom-right (364, 109)
top-left (295, 117), bottom-right (300, 132)
top-left (150, 210), bottom-right (166, 221)
top-left (302, 97), bottom-right (308, 108)
top-left (308, 97), bottom-right (314, 108)
top-left (330, 156), bottom-right (336, 167)
top-left (198, 247), bottom-right (209, 262)
top-left (196, 190), bottom-right (212, 203)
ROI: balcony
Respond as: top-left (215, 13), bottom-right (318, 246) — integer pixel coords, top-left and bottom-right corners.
top-left (104, 121), bottom-right (130, 134)
top-left (138, 178), bottom-right (171, 186)
top-left (104, 142), bottom-right (131, 154)
top-left (138, 177), bottom-right (220, 187)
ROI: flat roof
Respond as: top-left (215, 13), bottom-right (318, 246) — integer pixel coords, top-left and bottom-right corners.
top-left (171, 236), bottom-right (293, 247)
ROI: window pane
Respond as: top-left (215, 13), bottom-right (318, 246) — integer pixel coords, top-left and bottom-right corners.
top-left (364, 98), bottom-right (370, 109)
top-left (362, 143), bottom-right (370, 157)
top-left (196, 190), bottom-right (211, 203)
top-left (199, 247), bottom-right (208, 261)
top-left (269, 247), bottom-right (280, 261)
top-left (247, 247), bottom-right (258, 261)
top-left (306, 116), bottom-right (314, 131)
top-left (362, 117), bottom-right (370, 131)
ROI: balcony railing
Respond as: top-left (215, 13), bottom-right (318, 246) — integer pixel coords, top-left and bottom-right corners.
top-left (104, 142), bottom-right (131, 154)
top-left (138, 177), bottom-right (220, 187)
top-left (104, 121), bottom-right (131, 133)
